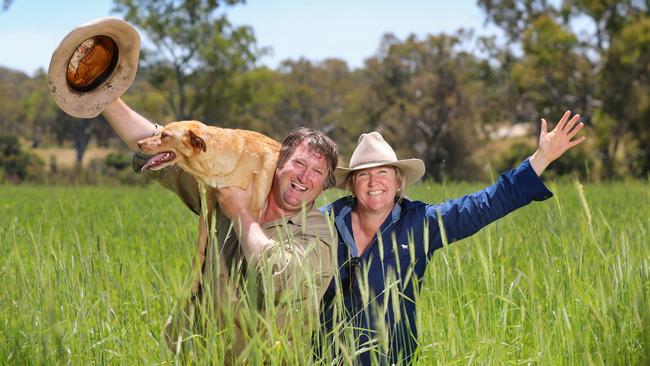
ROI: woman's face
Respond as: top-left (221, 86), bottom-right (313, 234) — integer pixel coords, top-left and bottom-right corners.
top-left (352, 166), bottom-right (400, 214)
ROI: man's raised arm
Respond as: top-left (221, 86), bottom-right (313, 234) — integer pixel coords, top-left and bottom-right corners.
top-left (102, 98), bottom-right (157, 151)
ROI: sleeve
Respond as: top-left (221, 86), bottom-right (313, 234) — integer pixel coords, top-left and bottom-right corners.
top-left (131, 124), bottom-right (203, 215)
top-left (424, 158), bottom-right (553, 253)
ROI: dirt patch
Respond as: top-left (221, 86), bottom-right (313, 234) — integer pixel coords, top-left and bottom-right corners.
top-left (31, 147), bottom-right (118, 169)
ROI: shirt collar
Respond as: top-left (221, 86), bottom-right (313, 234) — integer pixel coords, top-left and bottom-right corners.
top-left (335, 197), bottom-right (403, 257)
top-left (262, 203), bottom-right (315, 229)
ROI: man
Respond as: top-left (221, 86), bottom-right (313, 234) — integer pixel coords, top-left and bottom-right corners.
top-left (47, 18), bottom-right (338, 362)
top-left (101, 98), bottom-right (338, 362)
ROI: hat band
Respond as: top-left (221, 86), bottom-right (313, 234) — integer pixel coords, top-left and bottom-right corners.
top-left (350, 159), bottom-right (395, 169)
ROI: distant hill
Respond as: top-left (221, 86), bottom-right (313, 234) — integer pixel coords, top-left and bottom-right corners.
top-left (0, 66), bottom-right (29, 83)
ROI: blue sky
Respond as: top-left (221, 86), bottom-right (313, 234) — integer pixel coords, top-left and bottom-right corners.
top-left (0, 0), bottom-right (500, 75)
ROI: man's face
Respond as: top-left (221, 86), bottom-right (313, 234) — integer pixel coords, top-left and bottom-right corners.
top-left (271, 141), bottom-right (328, 214)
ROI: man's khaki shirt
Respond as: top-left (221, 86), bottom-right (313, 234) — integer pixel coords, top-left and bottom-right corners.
top-left (133, 143), bottom-right (334, 356)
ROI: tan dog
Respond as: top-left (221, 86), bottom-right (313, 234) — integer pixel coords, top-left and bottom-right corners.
top-left (137, 120), bottom-right (281, 293)
top-left (137, 120), bottom-right (281, 219)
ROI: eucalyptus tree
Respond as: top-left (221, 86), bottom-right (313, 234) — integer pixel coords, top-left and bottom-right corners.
top-left (112, 0), bottom-right (263, 122)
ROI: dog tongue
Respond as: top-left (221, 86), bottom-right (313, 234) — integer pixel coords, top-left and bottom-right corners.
top-left (141, 152), bottom-right (175, 171)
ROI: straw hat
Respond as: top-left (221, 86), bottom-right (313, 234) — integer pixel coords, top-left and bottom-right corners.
top-left (335, 132), bottom-right (425, 188)
top-left (48, 17), bottom-right (140, 118)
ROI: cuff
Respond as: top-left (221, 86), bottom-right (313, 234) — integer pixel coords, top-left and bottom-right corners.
top-left (516, 158), bottom-right (553, 201)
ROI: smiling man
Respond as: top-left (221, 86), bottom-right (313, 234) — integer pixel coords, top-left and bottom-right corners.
top-left (101, 98), bottom-right (339, 363)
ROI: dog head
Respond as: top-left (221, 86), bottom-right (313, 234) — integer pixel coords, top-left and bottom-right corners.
top-left (138, 120), bottom-right (208, 171)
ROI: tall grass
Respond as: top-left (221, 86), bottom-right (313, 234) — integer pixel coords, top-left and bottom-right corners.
top-left (0, 181), bottom-right (648, 364)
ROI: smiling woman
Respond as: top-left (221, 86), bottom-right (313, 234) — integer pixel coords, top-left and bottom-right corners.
top-left (351, 167), bottom-right (400, 214)
top-left (318, 112), bottom-right (586, 365)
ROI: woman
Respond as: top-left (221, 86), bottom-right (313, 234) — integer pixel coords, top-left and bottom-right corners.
top-left (318, 111), bottom-right (585, 365)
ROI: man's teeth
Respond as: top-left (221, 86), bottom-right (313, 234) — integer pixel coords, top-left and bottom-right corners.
top-left (368, 190), bottom-right (383, 196)
top-left (291, 182), bottom-right (307, 191)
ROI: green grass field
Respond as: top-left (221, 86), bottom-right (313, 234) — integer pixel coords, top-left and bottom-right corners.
top-left (1, 181), bottom-right (648, 364)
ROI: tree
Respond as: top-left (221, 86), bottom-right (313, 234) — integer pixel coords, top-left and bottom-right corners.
top-left (112, 0), bottom-right (262, 122)
top-left (0, 134), bottom-right (44, 183)
top-left (599, 15), bottom-right (650, 176)
top-left (510, 14), bottom-right (594, 122)
top-left (273, 58), bottom-right (357, 134)
top-left (21, 70), bottom-right (58, 147)
top-left (563, 0), bottom-right (650, 178)
top-left (477, 0), bottom-right (555, 43)
top-left (53, 111), bottom-right (112, 165)
top-left (478, 0), bottom-right (650, 179)
top-left (360, 32), bottom-right (486, 181)
top-left (561, 0), bottom-right (641, 52)
top-left (0, 67), bottom-right (30, 135)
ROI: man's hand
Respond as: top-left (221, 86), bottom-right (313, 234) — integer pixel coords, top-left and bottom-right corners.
top-left (530, 111), bottom-right (587, 176)
top-left (215, 183), bottom-right (272, 261)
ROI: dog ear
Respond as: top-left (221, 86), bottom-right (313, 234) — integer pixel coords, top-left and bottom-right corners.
top-left (188, 128), bottom-right (207, 153)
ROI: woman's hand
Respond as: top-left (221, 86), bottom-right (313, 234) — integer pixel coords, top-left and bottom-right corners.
top-left (530, 111), bottom-right (587, 176)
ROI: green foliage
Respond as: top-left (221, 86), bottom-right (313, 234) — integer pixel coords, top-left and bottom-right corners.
top-left (607, 15), bottom-right (650, 173)
top-left (105, 152), bottom-right (132, 171)
top-left (413, 180), bottom-right (650, 364)
top-left (358, 32), bottom-right (487, 181)
top-left (496, 140), bottom-right (537, 171)
top-left (497, 138), bottom-right (594, 180)
top-left (0, 134), bottom-right (44, 183)
top-left (2, 1), bottom-right (650, 181)
top-left (1, 182), bottom-right (648, 363)
top-left (477, 0), bottom-right (555, 42)
top-left (112, 0), bottom-right (261, 121)
top-left (512, 14), bottom-right (593, 119)
top-left (102, 152), bottom-right (151, 185)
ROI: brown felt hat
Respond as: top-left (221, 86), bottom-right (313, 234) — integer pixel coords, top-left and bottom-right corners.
top-left (48, 17), bottom-right (140, 118)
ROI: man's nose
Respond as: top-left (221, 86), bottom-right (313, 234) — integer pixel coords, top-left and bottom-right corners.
top-left (137, 140), bottom-right (144, 150)
top-left (297, 168), bottom-right (310, 182)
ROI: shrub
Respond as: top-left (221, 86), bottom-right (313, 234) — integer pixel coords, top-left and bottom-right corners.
top-left (0, 134), bottom-right (45, 184)
top-left (105, 152), bottom-right (132, 171)
top-left (496, 140), bottom-right (593, 180)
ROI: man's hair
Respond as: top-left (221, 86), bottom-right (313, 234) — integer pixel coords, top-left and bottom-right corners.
top-left (278, 127), bottom-right (338, 189)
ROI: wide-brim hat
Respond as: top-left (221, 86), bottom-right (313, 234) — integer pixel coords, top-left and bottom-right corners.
top-left (335, 131), bottom-right (425, 189)
top-left (48, 17), bottom-right (140, 118)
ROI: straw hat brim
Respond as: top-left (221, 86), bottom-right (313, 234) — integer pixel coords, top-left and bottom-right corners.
top-left (334, 158), bottom-right (425, 189)
top-left (48, 17), bottom-right (140, 119)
